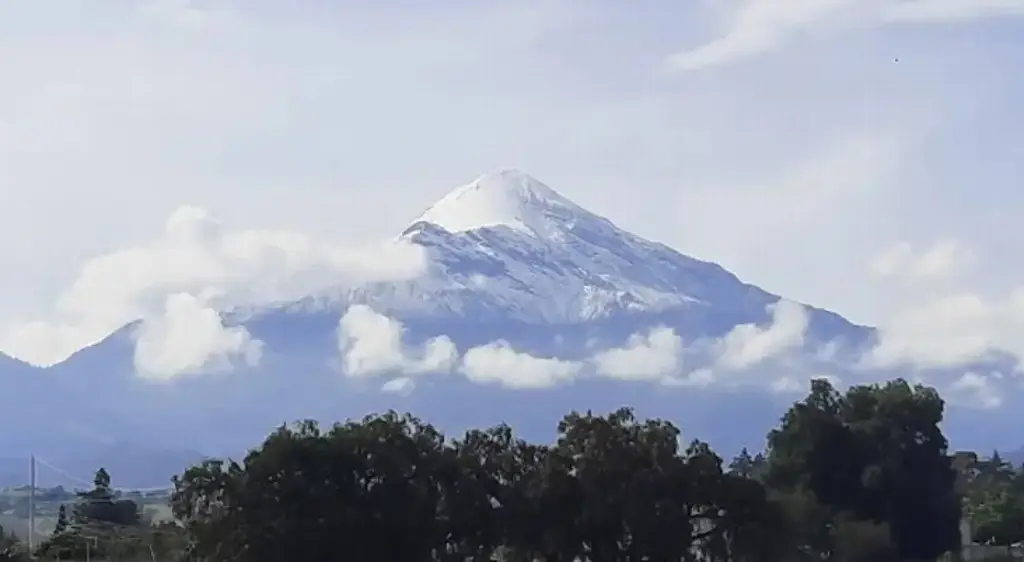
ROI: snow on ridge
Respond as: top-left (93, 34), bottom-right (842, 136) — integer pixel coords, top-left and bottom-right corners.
top-left (244, 170), bottom-right (776, 324)
top-left (410, 169), bottom-right (595, 239)
top-left (385, 222), bottom-right (710, 323)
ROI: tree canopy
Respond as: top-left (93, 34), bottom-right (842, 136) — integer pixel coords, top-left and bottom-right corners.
top-left (765, 378), bottom-right (960, 561)
top-left (23, 376), bottom-right (982, 562)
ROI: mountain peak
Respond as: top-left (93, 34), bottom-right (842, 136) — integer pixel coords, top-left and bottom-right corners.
top-left (409, 170), bottom-right (591, 238)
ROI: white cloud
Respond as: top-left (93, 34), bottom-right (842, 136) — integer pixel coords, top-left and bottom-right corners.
top-left (716, 300), bottom-right (810, 370)
top-left (590, 308), bottom-right (812, 391)
top-left (870, 240), bottom-right (971, 279)
top-left (460, 342), bottom-right (581, 389)
top-left (654, 302), bottom-right (812, 391)
top-left (133, 293), bottom-right (262, 380)
top-left (883, 0), bottom-right (1024, 23)
top-left (1, 207), bottom-right (426, 367)
top-left (337, 305), bottom-right (457, 378)
top-left (339, 318), bottom-right (818, 392)
top-left (670, 131), bottom-right (909, 327)
top-left (0, 0), bottom-right (1021, 417)
top-left (138, 0), bottom-right (225, 30)
top-left (868, 289), bottom-right (1024, 368)
top-left (669, 0), bottom-right (1024, 70)
top-left (866, 239), bottom-right (1024, 369)
top-left (668, 0), bottom-right (871, 71)
top-left (381, 377), bottom-right (416, 396)
top-left (947, 371), bottom-right (1004, 410)
top-left (771, 373), bottom-right (843, 394)
top-left (590, 326), bottom-right (683, 381)
top-left (769, 376), bottom-right (806, 394)
top-left (662, 367), bottom-right (716, 388)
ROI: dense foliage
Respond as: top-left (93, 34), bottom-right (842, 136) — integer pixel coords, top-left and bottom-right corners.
top-left (957, 450), bottom-right (1024, 547)
top-left (17, 377), bottom-right (997, 561)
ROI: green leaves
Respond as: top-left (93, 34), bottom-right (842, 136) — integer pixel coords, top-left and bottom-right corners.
top-left (35, 467), bottom-right (150, 561)
top-left (155, 380), bottom-right (974, 562)
top-left (170, 408), bottom-right (792, 562)
top-left (0, 525), bottom-right (26, 562)
top-left (21, 371), bottom-right (1007, 562)
top-left (766, 378), bottom-right (961, 560)
top-left (963, 453), bottom-right (1024, 547)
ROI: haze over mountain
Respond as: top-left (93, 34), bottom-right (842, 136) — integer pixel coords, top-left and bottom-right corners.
top-left (0, 170), bottom-right (1017, 487)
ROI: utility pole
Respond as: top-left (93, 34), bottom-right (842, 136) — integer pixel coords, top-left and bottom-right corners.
top-left (28, 454), bottom-right (35, 557)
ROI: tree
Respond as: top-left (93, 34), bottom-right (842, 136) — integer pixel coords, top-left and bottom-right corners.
top-left (0, 525), bottom-right (25, 562)
top-left (53, 504), bottom-right (68, 535)
top-left (447, 424), bottom-right (540, 562)
top-left (36, 467), bottom-right (143, 561)
top-left (170, 407), bottom-right (798, 562)
top-left (72, 467), bottom-right (140, 527)
top-left (973, 489), bottom-right (1024, 546)
top-left (771, 488), bottom-right (834, 561)
top-left (729, 447), bottom-right (767, 481)
top-left (170, 458), bottom-right (244, 562)
top-left (829, 515), bottom-right (898, 562)
top-left (34, 504), bottom-right (74, 561)
top-left (93, 467), bottom-right (110, 490)
top-left (163, 392), bottom-right (973, 562)
top-left (766, 378), bottom-right (961, 561)
top-left (173, 413), bottom-right (454, 562)
top-left (544, 408), bottom-right (789, 562)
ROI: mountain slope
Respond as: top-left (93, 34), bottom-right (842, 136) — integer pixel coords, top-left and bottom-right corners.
top-left (6, 169), bottom-right (984, 486)
top-left (359, 169), bottom-right (767, 322)
top-left (280, 170), bottom-right (868, 343)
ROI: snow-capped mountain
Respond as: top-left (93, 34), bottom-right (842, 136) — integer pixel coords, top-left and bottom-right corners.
top-left (369, 169), bottom-right (763, 322)
top-left (0, 170), bottom-right (1009, 487)
top-left (279, 170), bottom-right (856, 339)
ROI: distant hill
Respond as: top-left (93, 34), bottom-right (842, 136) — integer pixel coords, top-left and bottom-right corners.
top-left (0, 170), bottom-right (1015, 484)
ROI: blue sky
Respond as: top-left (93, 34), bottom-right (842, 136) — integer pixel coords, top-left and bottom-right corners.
top-left (1, 0), bottom-right (1023, 400)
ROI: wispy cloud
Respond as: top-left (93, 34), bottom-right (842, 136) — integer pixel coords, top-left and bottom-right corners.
top-left (669, 0), bottom-right (1024, 70)
top-left (859, 238), bottom-right (1024, 406)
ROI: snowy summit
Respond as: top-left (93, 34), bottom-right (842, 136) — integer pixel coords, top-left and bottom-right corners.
top-left (2, 169), bottom-right (874, 486)
top-left (347, 170), bottom-right (779, 323)
top-left (410, 169), bottom-right (596, 240)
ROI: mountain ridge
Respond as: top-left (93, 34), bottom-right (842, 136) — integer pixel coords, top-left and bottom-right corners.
top-left (274, 170), bottom-right (867, 334)
top-left (0, 169), bottom-right (1007, 488)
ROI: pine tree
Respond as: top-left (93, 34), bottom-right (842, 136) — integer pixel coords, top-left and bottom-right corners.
top-left (53, 505), bottom-right (68, 535)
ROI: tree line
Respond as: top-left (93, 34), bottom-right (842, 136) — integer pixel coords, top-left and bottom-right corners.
top-left (3, 377), bottom-right (1017, 561)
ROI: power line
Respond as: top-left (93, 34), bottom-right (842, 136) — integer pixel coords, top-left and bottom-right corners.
top-left (31, 456), bottom-right (172, 493)
top-left (23, 455), bottom-right (180, 552)
top-left (14, 449), bottom-right (175, 547)
top-left (32, 456), bottom-right (94, 490)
